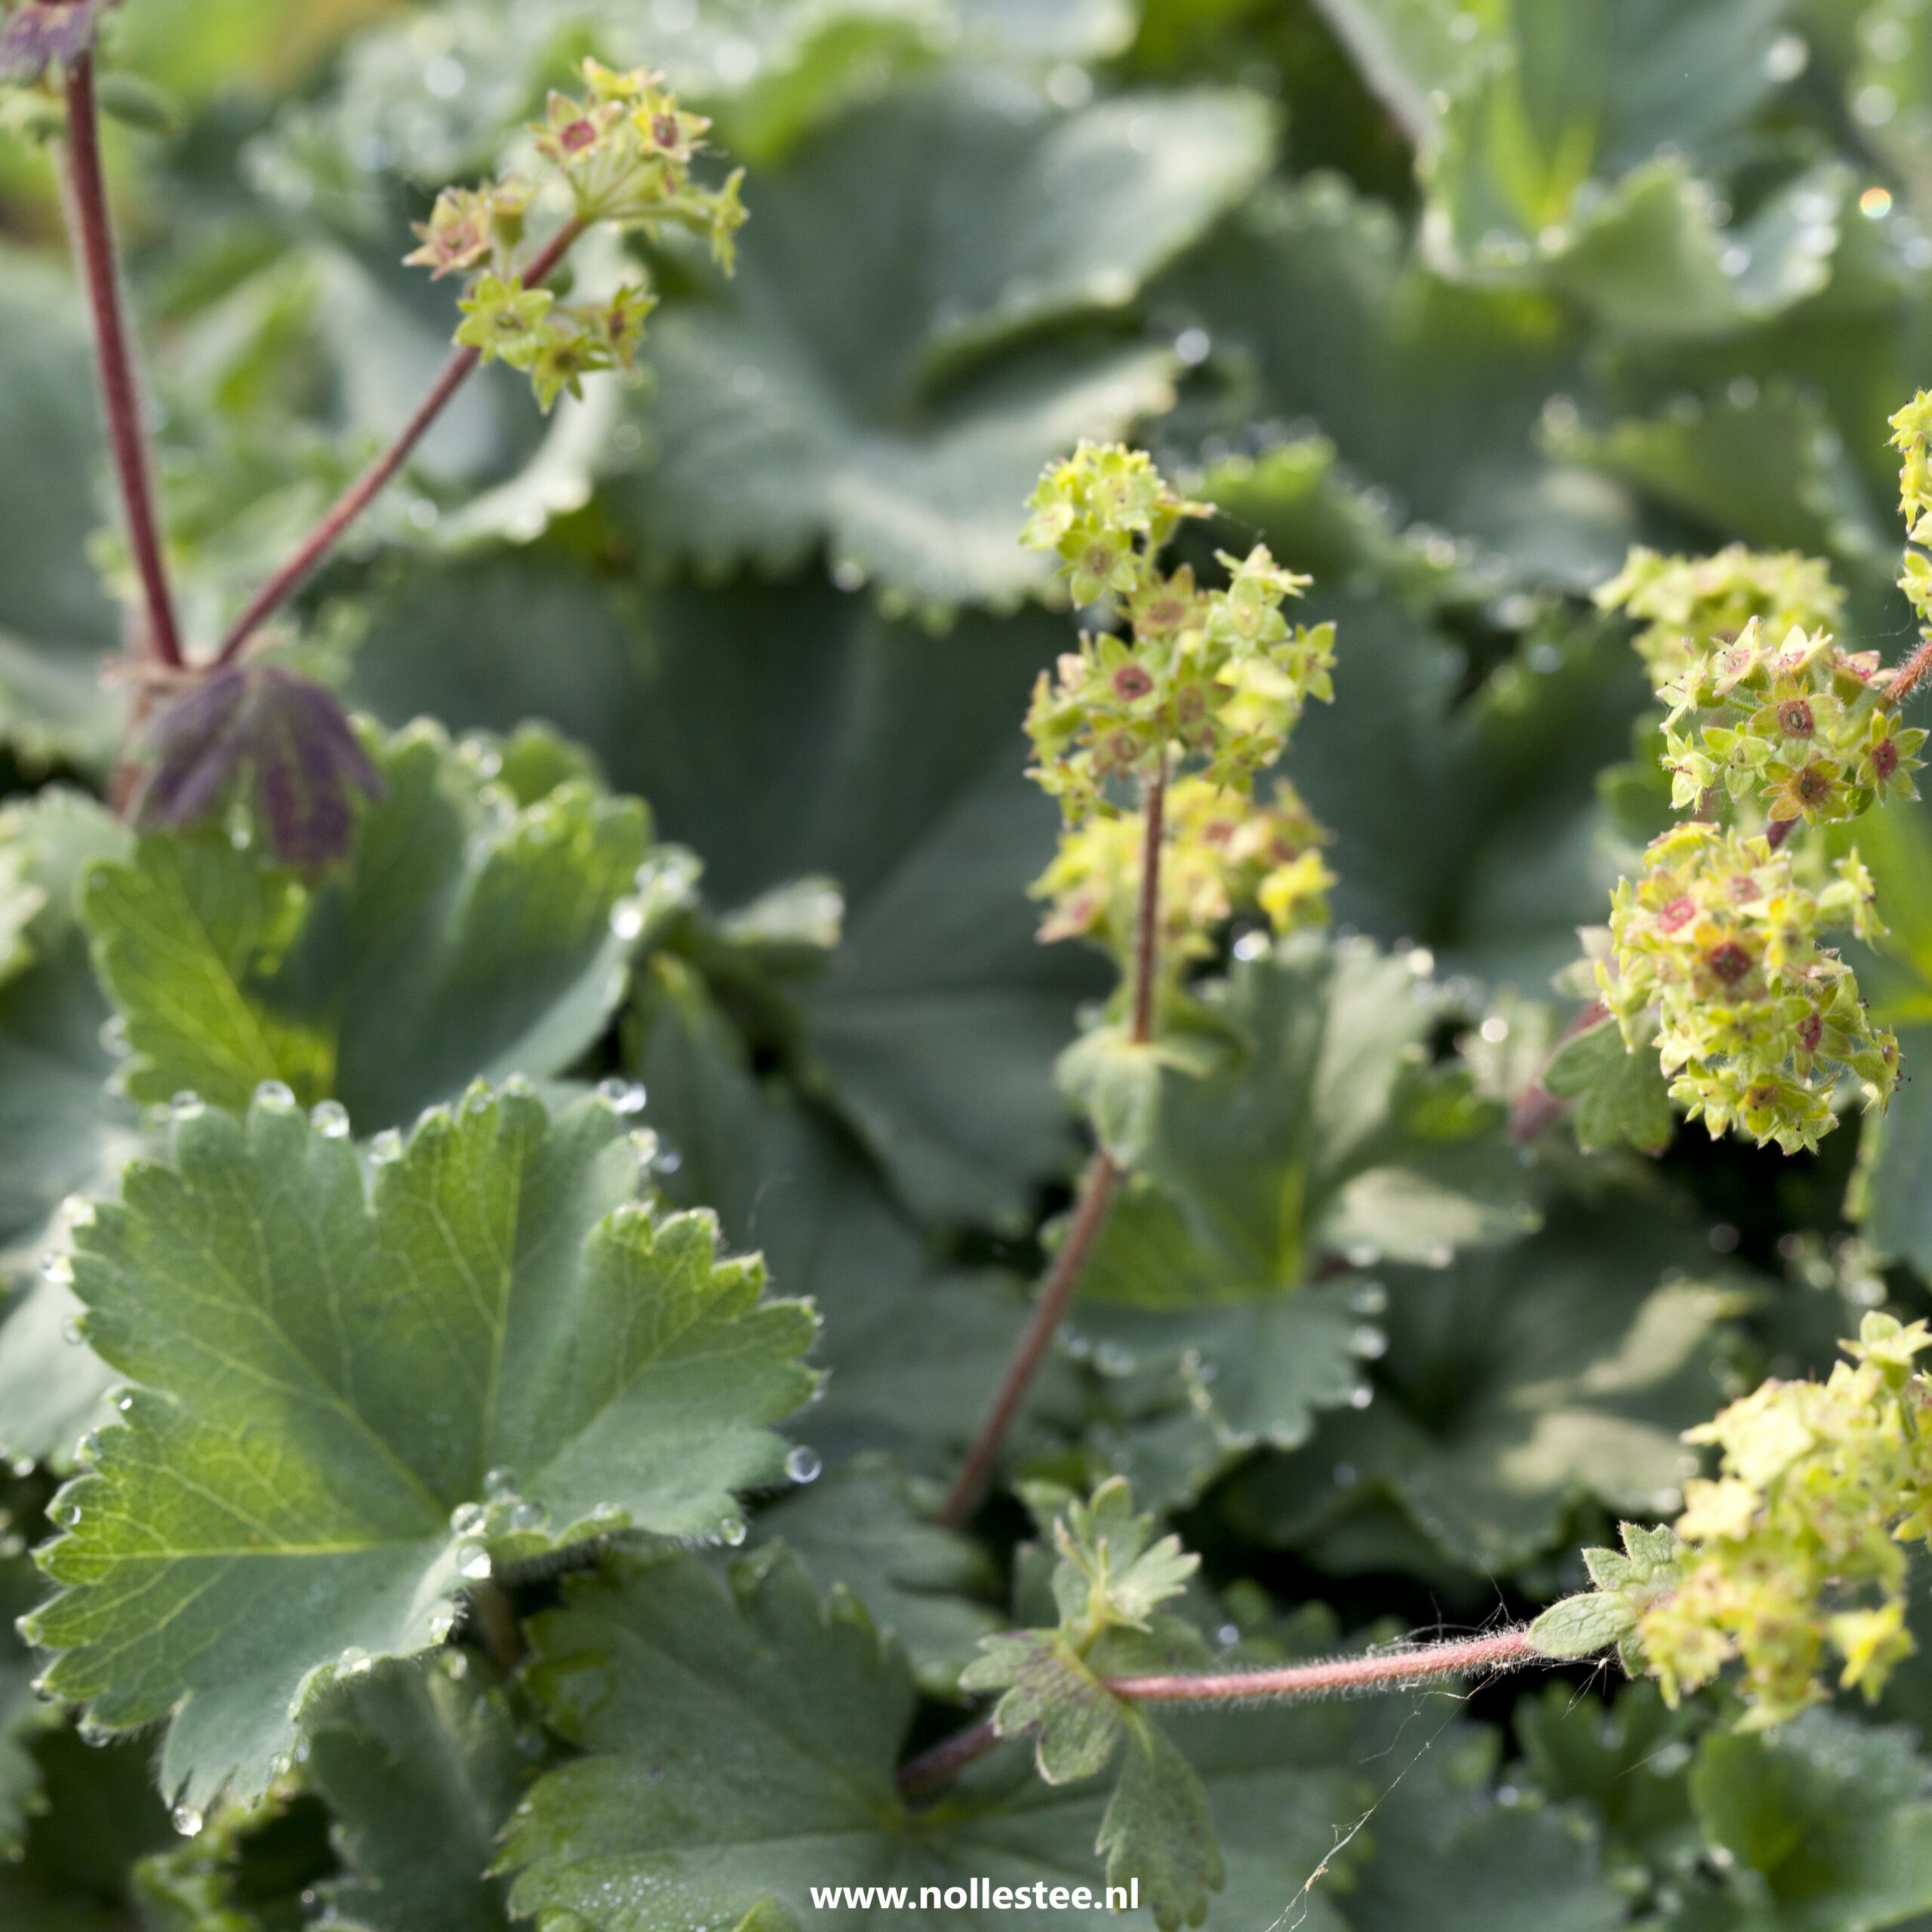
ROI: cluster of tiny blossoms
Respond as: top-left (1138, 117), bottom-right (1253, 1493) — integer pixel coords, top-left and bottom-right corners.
top-left (1602, 822), bottom-right (1897, 1153)
top-left (409, 60), bottom-right (746, 410)
top-left (1596, 544), bottom-right (1844, 687)
top-left (1020, 444), bottom-right (1336, 972)
top-left (1035, 775), bottom-right (1334, 965)
top-left (1629, 1315), bottom-right (1932, 1725)
top-left (1587, 407), bottom-right (1932, 1155)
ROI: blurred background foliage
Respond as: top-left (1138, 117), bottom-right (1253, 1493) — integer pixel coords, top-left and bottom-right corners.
top-left (11, 1), bottom-right (1932, 1927)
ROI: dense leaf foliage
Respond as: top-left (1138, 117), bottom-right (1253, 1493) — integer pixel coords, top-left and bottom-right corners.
top-left (6, 2), bottom-right (1932, 1929)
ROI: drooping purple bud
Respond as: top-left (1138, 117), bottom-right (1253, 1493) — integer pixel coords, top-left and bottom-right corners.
top-left (0, 0), bottom-right (112, 84)
top-left (136, 666), bottom-right (383, 869)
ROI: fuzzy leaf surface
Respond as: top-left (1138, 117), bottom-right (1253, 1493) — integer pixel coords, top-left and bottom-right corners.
top-left (26, 1085), bottom-right (816, 1808)
top-left (83, 722), bottom-right (661, 1134)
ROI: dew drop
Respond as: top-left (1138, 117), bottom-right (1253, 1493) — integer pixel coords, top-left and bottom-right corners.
top-left (655, 1149), bottom-right (682, 1175)
top-left (1352, 1325), bottom-right (1388, 1359)
top-left (509, 1499), bottom-right (549, 1532)
top-left (60, 1195), bottom-right (96, 1230)
top-left (1216, 1623), bottom-right (1241, 1647)
top-left (97, 1014), bottom-right (128, 1057)
top-left (369, 1128), bottom-right (403, 1165)
top-left (596, 1077), bottom-right (648, 1117)
top-left (1347, 1384), bottom-right (1374, 1410)
top-left (719, 1517), bottom-right (747, 1546)
top-left (41, 1251), bottom-right (73, 1285)
top-left (171, 1805), bottom-right (204, 1837)
top-left (311, 1100), bottom-right (351, 1140)
top-left (1232, 930), bottom-right (1269, 962)
top-left (457, 1542), bottom-right (492, 1580)
top-left (785, 1444), bottom-right (821, 1484)
top-left (485, 1466), bottom-right (518, 1499)
top-left (450, 1501), bottom-right (486, 1535)
top-left (115, 1392), bottom-right (135, 1414)
top-left (610, 900), bottom-right (646, 940)
top-left (60, 1317), bottom-right (84, 1346)
top-left (254, 1080), bottom-right (297, 1112)
top-left (1349, 1281), bottom-right (1387, 1316)
top-left (169, 1092), bottom-right (205, 1121)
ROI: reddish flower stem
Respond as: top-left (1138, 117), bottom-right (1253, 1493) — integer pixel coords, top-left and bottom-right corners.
top-left (212, 216), bottom-right (586, 666)
top-left (1884, 636), bottom-right (1932, 709)
top-left (935, 763), bottom-right (1170, 1529)
top-left (62, 53), bottom-right (182, 670)
top-left (1764, 816), bottom-right (1798, 851)
top-left (935, 1150), bottom-right (1120, 1529)
top-left (897, 1627), bottom-right (1537, 1799)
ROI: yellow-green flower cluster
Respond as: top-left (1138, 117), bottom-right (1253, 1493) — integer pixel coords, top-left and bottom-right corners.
top-left (408, 59), bottom-right (745, 412)
top-left (1890, 390), bottom-right (1932, 631)
top-left (1634, 1314), bottom-right (1932, 1725)
top-left (1020, 444), bottom-right (1336, 826)
top-left (1600, 821), bottom-right (1896, 1153)
top-left (1033, 775), bottom-right (1333, 971)
top-left (1596, 543), bottom-right (1844, 687)
top-left (1655, 619), bottom-right (1924, 827)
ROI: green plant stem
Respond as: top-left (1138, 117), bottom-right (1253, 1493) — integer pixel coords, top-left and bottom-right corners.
top-left (61, 51), bottom-right (183, 671)
top-left (212, 215), bottom-right (586, 666)
top-left (469, 1578), bottom-right (526, 1675)
top-left (935, 762), bottom-right (1168, 1529)
top-left (897, 1626), bottom-right (1537, 1799)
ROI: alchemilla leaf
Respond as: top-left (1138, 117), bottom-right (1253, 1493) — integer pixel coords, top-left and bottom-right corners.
top-left (84, 720), bottom-right (673, 1133)
top-left (25, 1084), bottom-right (817, 1808)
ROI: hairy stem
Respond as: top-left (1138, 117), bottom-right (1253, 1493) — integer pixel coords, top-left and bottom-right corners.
top-left (935, 764), bottom-right (1169, 1528)
top-left (1128, 756), bottom-right (1168, 1048)
top-left (897, 1627), bottom-right (1537, 1799)
top-left (1884, 636), bottom-right (1932, 709)
top-left (62, 53), bottom-right (182, 670)
top-left (213, 216), bottom-right (586, 665)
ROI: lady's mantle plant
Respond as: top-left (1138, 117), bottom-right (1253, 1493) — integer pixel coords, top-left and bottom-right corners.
top-left (10, 5), bottom-right (1932, 1931)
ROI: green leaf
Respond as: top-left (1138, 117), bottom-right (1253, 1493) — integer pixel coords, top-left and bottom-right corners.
top-left (1098, 1711), bottom-right (1224, 1931)
top-left (306, 1653), bottom-right (529, 1932)
top-left (1679, 1709), bottom-right (1932, 1932)
top-left (619, 78), bottom-right (1273, 608)
top-left (82, 720), bottom-right (668, 1131)
top-left (0, 248), bottom-right (122, 771)
top-left (961, 1629), bottom-right (1126, 1784)
top-left (25, 1082), bottom-right (817, 1808)
top-left (503, 1547), bottom-right (1374, 1930)
top-left (1069, 934), bottom-right (1536, 1478)
top-left (632, 961), bottom-right (1071, 1474)
top-left (1224, 1197), bottom-right (1732, 1571)
top-left (351, 561), bottom-right (1101, 1226)
top-left (1170, 176), bottom-right (1635, 587)
top-left (1543, 1014), bottom-right (1675, 1155)
top-left (0, 789), bottom-right (145, 1468)
top-left (750, 1454), bottom-right (1002, 1697)
top-left (1529, 1590), bottom-right (1637, 1660)
top-left (0, 1549), bottom-right (54, 1857)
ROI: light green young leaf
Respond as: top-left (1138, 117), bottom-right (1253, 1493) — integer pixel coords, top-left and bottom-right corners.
top-left (960, 1631), bottom-right (1126, 1784)
top-left (1225, 1201), bottom-right (1730, 1571)
top-left (620, 78), bottom-right (1272, 607)
top-left (1530, 1591), bottom-right (1638, 1661)
top-left (1099, 1712), bottom-right (1225, 1932)
top-left (25, 1084), bottom-right (817, 1810)
top-left (1543, 1014), bottom-right (1675, 1155)
top-left (1050, 1475), bottom-right (1198, 1635)
top-left (306, 1653), bottom-right (528, 1932)
top-left (82, 721), bottom-right (669, 1132)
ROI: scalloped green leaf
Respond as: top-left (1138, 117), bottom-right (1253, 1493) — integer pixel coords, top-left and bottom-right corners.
top-left (24, 1084), bottom-right (817, 1810)
top-left (351, 563), bottom-right (1101, 1226)
top-left (618, 78), bottom-right (1273, 607)
top-left (1223, 1197), bottom-right (1734, 1571)
top-left (1543, 1014), bottom-right (1674, 1155)
top-left (503, 1548), bottom-right (1373, 1931)
top-left (81, 721), bottom-right (669, 1134)
top-left (306, 1652), bottom-right (529, 1932)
